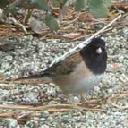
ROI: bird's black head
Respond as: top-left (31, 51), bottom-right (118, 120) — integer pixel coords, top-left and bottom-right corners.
top-left (80, 37), bottom-right (107, 74)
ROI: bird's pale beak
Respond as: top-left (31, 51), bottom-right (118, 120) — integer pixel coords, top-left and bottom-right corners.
top-left (96, 47), bottom-right (102, 54)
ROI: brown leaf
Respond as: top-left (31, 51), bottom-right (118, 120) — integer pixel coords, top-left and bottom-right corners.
top-left (112, 2), bottom-right (128, 11)
top-left (78, 12), bottom-right (95, 22)
top-left (63, 33), bottom-right (81, 39)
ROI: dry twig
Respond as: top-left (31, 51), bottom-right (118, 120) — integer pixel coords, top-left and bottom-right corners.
top-left (107, 91), bottom-right (128, 110)
top-left (0, 103), bottom-right (104, 112)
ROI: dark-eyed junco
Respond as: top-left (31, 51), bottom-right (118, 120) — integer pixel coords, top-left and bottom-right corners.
top-left (17, 37), bottom-right (107, 94)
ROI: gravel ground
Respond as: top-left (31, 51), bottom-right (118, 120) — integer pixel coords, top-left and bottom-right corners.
top-left (0, 25), bottom-right (127, 127)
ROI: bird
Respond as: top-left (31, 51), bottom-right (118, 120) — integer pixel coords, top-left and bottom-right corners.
top-left (17, 37), bottom-right (107, 95)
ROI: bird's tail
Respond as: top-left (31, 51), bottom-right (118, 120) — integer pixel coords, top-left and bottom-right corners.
top-left (6, 73), bottom-right (52, 85)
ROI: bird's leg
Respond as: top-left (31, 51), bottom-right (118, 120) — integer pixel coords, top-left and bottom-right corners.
top-left (80, 92), bottom-right (87, 103)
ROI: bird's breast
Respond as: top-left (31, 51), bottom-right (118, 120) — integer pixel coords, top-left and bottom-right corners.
top-left (52, 61), bottom-right (102, 94)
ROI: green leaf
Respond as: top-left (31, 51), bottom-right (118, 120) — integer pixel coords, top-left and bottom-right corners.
top-left (62, 0), bottom-right (69, 5)
top-left (30, 0), bottom-right (48, 11)
top-left (0, 0), bottom-right (9, 9)
top-left (45, 15), bottom-right (59, 31)
top-left (75, 0), bottom-right (87, 11)
top-left (103, 0), bottom-right (112, 8)
top-left (8, 4), bottom-right (19, 15)
top-left (88, 0), bottom-right (109, 18)
top-left (52, 0), bottom-right (69, 7)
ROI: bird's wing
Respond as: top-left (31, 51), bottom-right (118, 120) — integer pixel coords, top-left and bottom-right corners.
top-left (42, 52), bottom-right (83, 76)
